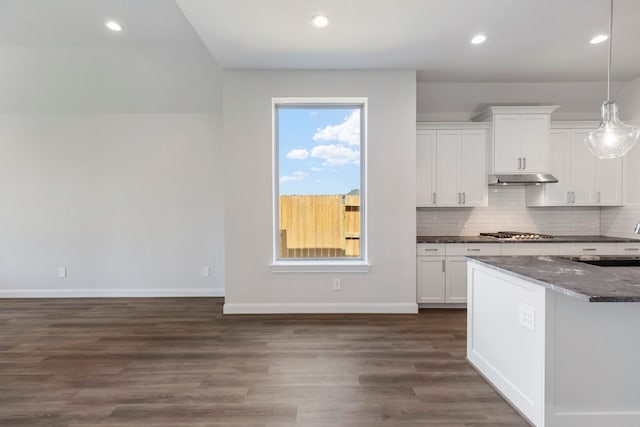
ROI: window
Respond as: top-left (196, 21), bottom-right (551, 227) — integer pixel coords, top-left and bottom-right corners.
top-left (272, 98), bottom-right (367, 268)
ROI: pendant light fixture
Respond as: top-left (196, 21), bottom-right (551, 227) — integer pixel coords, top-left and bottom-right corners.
top-left (586, 0), bottom-right (639, 159)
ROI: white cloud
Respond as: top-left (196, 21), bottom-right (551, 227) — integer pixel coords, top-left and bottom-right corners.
top-left (311, 144), bottom-right (360, 166)
top-left (313, 110), bottom-right (361, 146)
top-left (279, 171), bottom-right (308, 183)
top-left (310, 166), bottom-right (324, 172)
top-left (286, 149), bottom-right (309, 160)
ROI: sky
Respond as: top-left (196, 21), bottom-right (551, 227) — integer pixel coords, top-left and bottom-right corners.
top-left (278, 107), bottom-right (361, 195)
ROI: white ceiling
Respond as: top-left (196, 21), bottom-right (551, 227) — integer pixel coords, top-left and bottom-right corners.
top-left (175, 0), bottom-right (640, 82)
top-left (1, 0), bottom-right (639, 83)
top-left (0, 0), bottom-right (203, 46)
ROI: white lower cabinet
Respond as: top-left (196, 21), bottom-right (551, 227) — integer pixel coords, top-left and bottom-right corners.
top-left (558, 243), bottom-right (618, 256)
top-left (417, 241), bottom-right (633, 305)
top-left (617, 242), bottom-right (640, 255)
top-left (417, 243), bottom-right (501, 305)
top-left (417, 255), bottom-right (445, 303)
top-left (445, 258), bottom-right (468, 303)
top-left (500, 243), bottom-right (560, 256)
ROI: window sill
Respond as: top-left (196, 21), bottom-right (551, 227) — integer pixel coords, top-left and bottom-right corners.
top-left (270, 261), bottom-right (371, 274)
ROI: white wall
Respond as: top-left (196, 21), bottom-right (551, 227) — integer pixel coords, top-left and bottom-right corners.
top-left (223, 70), bottom-right (417, 313)
top-left (416, 81), bottom-right (626, 122)
top-left (0, 31), bottom-right (225, 297)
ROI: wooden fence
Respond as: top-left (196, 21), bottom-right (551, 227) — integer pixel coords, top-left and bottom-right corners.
top-left (279, 195), bottom-right (360, 258)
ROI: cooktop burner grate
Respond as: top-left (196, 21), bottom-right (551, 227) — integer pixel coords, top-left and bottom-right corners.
top-left (479, 231), bottom-right (554, 240)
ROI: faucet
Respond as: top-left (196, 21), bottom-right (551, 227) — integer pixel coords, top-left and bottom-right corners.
top-left (635, 222), bottom-right (640, 234)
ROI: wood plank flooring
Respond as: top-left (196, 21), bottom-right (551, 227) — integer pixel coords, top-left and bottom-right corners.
top-left (0, 298), bottom-right (528, 426)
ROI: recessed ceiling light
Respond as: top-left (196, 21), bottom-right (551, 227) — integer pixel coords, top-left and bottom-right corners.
top-left (105, 21), bottom-right (123, 32)
top-left (310, 15), bottom-right (329, 28)
top-left (590, 34), bottom-right (608, 44)
top-left (471, 34), bottom-right (487, 45)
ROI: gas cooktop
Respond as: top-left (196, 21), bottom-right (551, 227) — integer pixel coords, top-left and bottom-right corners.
top-left (479, 231), bottom-right (554, 240)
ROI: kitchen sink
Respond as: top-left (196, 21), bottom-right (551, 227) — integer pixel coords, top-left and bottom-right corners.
top-left (571, 258), bottom-right (640, 267)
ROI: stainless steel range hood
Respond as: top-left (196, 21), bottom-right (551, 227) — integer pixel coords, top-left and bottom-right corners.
top-left (488, 173), bottom-right (558, 186)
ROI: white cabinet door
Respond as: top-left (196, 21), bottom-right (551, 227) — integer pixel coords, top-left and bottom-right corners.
top-left (416, 131), bottom-right (437, 207)
top-left (435, 130), bottom-right (461, 206)
top-left (527, 125), bottom-right (625, 207)
top-left (460, 130), bottom-right (487, 206)
top-left (417, 257), bottom-right (446, 303)
top-left (596, 157), bottom-right (623, 206)
top-left (545, 130), bottom-right (571, 205)
top-left (521, 114), bottom-right (550, 173)
top-left (494, 114), bottom-right (522, 173)
top-left (625, 144), bottom-right (640, 204)
top-left (569, 130), bottom-right (596, 205)
top-left (558, 243), bottom-right (618, 256)
top-left (445, 257), bottom-right (468, 303)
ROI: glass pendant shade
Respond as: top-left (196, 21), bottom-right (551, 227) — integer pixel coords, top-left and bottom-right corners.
top-left (586, 100), bottom-right (640, 159)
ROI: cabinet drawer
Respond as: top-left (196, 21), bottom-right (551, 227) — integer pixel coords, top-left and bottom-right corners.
top-left (558, 243), bottom-right (618, 256)
top-left (417, 244), bottom-right (445, 256)
top-left (616, 243), bottom-right (640, 255)
top-left (446, 243), bottom-right (502, 256)
top-left (501, 243), bottom-right (560, 256)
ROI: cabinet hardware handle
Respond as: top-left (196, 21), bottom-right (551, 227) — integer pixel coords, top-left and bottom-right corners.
top-left (458, 193), bottom-right (461, 204)
top-left (432, 192), bottom-right (436, 204)
top-left (596, 191), bottom-right (601, 203)
top-left (467, 248), bottom-right (481, 252)
top-left (624, 248), bottom-right (640, 251)
top-left (582, 248), bottom-right (597, 251)
top-left (566, 192), bottom-right (571, 203)
top-left (571, 192), bottom-right (576, 203)
top-left (518, 158), bottom-right (522, 169)
top-left (523, 157), bottom-right (526, 170)
top-left (442, 260), bottom-right (446, 272)
top-left (463, 192), bottom-right (466, 204)
top-left (423, 248), bottom-right (438, 252)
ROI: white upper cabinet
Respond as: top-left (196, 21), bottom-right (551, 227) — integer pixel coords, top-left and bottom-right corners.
top-left (460, 130), bottom-right (488, 206)
top-left (595, 156), bottom-right (623, 205)
top-left (416, 123), bottom-right (488, 208)
top-left (436, 130), bottom-right (462, 206)
top-left (543, 129), bottom-right (571, 205)
top-left (526, 122), bottom-right (624, 207)
top-left (416, 130), bottom-right (436, 207)
top-left (568, 129), bottom-right (596, 205)
top-left (493, 114), bottom-right (522, 172)
top-left (476, 106), bottom-right (558, 174)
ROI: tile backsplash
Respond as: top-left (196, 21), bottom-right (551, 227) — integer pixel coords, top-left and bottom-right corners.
top-left (601, 206), bottom-right (640, 238)
top-left (417, 186), bottom-right (601, 236)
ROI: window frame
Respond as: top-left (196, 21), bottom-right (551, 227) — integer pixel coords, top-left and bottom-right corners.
top-left (271, 97), bottom-right (369, 273)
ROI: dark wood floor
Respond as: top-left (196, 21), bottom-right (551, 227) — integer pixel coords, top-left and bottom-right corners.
top-left (0, 298), bottom-right (528, 426)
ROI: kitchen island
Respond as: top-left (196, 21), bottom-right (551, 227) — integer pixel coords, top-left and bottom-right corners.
top-left (467, 256), bottom-right (640, 427)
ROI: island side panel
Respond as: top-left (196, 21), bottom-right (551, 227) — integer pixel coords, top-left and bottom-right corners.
top-left (467, 262), bottom-right (546, 426)
top-left (545, 292), bottom-right (640, 427)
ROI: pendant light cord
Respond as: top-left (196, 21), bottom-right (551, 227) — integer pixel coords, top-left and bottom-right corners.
top-left (607, 0), bottom-right (613, 101)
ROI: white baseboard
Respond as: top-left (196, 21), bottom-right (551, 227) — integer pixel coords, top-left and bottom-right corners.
top-left (223, 302), bottom-right (418, 314)
top-left (0, 288), bottom-right (225, 298)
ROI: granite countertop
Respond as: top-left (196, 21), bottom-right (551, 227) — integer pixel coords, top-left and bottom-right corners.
top-left (468, 256), bottom-right (640, 302)
top-left (417, 235), bottom-right (640, 244)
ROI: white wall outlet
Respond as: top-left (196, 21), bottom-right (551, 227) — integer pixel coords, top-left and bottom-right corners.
top-left (518, 303), bottom-right (535, 331)
top-left (332, 278), bottom-right (341, 290)
top-left (202, 266), bottom-right (211, 277)
top-left (58, 267), bottom-right (67, 278)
